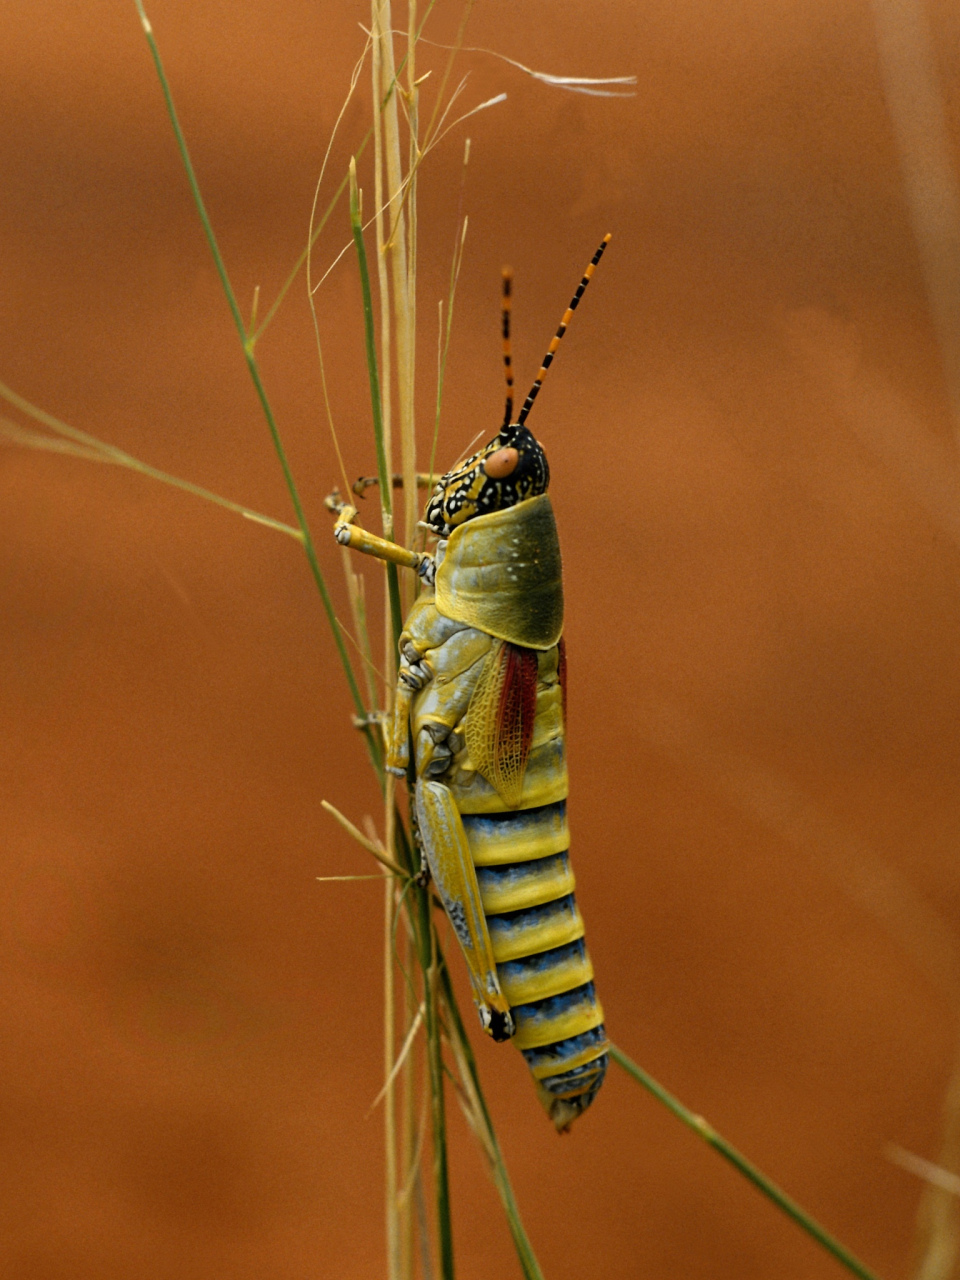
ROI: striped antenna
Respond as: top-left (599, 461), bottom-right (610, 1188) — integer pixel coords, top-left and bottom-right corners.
top-left (516, 233), bottom-right (611, 426)
top-left (501, 267), bottom-right (514, 426)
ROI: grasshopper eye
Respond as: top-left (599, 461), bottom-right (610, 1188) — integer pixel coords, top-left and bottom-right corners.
top-left (484, 447), bottom-right (519, 479)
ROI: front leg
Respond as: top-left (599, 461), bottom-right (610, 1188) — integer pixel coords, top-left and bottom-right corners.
top-left (386, 638), bottom-right (432, 777)
top-left (328, 500), bottom-right (435, 583)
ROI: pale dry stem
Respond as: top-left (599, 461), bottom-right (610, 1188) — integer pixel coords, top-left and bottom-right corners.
top-left (320, 800), bottom-right (407, 878)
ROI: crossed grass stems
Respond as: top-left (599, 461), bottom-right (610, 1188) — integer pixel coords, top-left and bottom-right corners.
top-left (0, 4), bottom-right (899, 1278)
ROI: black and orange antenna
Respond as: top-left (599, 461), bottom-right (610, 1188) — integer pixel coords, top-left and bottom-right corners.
top-left (516, 233), bottom-right (611, 427)
top-left (501, 267), bottom-right (514, 426)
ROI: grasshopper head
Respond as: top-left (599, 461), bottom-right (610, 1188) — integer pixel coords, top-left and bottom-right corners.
top-left (423, 236), bottom-right (610, 538)
top-left (422, 423), bottom-right (549, 537)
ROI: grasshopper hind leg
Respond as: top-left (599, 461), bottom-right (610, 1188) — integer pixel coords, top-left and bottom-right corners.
top-left (414, 779), bottom-right (515, 1041)
top-left (486, 1007), bottom-right (514, 1043)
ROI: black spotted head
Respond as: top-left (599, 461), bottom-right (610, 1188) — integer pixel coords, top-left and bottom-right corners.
top-left (423, 423), bottom-right (549, 536)
top-left (423, 234), bottom-right (611, 539)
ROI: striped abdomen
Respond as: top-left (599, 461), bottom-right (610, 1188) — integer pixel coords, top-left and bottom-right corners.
top-left (461, 800), bottom-right (607, 1131)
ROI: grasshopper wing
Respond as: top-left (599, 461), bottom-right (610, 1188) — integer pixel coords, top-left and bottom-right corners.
top-left (415, 779), bottom-right (515, 1041)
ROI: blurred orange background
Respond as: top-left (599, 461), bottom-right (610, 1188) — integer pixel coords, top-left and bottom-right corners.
top-left (3, 1), bottom-right (960, 1276)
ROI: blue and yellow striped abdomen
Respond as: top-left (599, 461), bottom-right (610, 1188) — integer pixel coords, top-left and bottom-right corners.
top-left (466, 802), bottom-right (607, 1128)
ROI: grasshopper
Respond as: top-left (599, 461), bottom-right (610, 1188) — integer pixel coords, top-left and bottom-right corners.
top-left (329, 237), bottom-right (610, 1130)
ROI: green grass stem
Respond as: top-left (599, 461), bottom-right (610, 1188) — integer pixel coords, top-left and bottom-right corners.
top-left (349, 157), bottom-right (404, 652)
top-left (424, 941), bottom-right (455, 1280)
top-left (438, 965), bottom-right (544, 1280)
top-left (609, 1044), bottom-right (883, 1280)
top-left (132, 0), bottom-right (381, 773)
top-left (391, 815), bottom-right (455, 1278)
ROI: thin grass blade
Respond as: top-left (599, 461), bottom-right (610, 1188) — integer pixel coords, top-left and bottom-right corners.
top-left (609, 1043), bottom-right (883, 1280)
top-left (0, 407), bottom-right (304, 540)
top-left (349, 158), bottom-right (405, 650)
top-left (321, 800), bottom-right (408, 877)
top-left (438, 965), bottom-right (544, 1280)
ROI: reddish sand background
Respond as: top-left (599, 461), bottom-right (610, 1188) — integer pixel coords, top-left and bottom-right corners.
top-left (2, 1), bottom-right (960, 1277)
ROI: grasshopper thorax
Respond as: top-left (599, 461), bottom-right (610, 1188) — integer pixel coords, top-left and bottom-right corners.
top-left (423, 423), bottom-right (549, 537)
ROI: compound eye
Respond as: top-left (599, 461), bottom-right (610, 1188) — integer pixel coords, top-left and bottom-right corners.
top-left (484, 447), bottom-right (519, 479)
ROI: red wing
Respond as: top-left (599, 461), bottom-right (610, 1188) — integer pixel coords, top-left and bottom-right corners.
top-left (466, 641), bottom-right (539, 807)
top-left (496, 642), bottom-right (539, 777)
